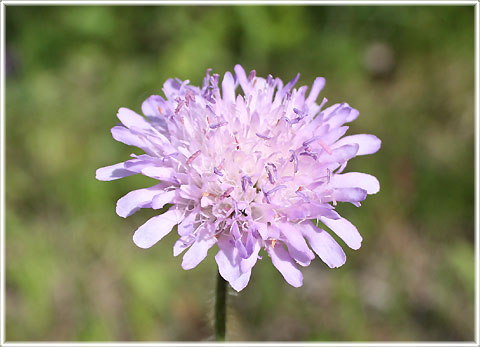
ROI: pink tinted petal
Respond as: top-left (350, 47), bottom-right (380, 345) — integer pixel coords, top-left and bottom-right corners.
top-left (96, 163), bottom-right (136, 181)
top-left (116, 184), bottom-right (166, 218)
top-left (151, 190), bottom-right (176, 209)
top-left (333, 134), bottom-right (381, 156)
top-left (117, 107), bottom-right (152, 131)
top-left (181, 226), bottom-right (216, 270)
top-left (320, 217), bottom-right (362, 250)
top-left (300, 221), bottom-right (346, 268)
top-left (132, 209), bottom-right (184, 249)
top-left (305, 77), bottom-right (326, 105)
top-left (279, 223), bottom-right (315, 266)
top-left (330, 172), bottom-right (380, 194)
top-left (221, 71), bottom-right (236, 104)
top-left (268, 243), bottom-right (303, 288)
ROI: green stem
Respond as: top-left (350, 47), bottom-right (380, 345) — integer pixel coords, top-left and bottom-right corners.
top-left (214, 270), bottom-right (227, 341)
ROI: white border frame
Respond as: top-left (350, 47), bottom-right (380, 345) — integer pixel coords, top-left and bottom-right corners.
top-left (0, 1), bottom-right (478, 346)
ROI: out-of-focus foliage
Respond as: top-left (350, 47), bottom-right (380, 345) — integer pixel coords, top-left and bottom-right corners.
top-left (5, 5), bottom-right (474, 342)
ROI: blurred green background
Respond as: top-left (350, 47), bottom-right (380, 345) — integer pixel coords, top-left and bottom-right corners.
top-left (5, 5), bottom-right (475, 342)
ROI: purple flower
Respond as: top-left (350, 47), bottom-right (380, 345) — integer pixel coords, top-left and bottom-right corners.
top-left (96, 65), bottom-right (381, 291)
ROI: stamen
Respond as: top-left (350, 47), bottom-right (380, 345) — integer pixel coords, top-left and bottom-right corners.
top-left (217, 159), bottom-right (225, 170)
top-left (289, 150), bottom-right (299, 173)
top-left (206, 105), bottom-right (215, 114)
top-left (303, 136), bottom-right (322, 147)
top-left (299, 151), bottom-right (318, 160)
top-left (220, 187), bottom-right (234, 199)
top-left (241, 175), bottom-right (253, 192)
top-left (185, 91), bottom-right (195, 107)
top-left (261, 186), bottom-right (271, 204)
top-left (267, 162), bottom-right (278, 178)
top-left (209, 121), bottom-right (228, 129)
top-left (296, 190), bottom-right (310, 203)
top-left (293, 108), bottom-right (303, 115)
top-left (187, 150), bottom-right (201, 165)
top-left (157, 106), bottom-right (163, 114)
top-left (175, 99), bottom-right (185, 114)
top-left (267, 185), bottom-right (287, 195)
top-left (279, 116), bottom-right (292, 125)
top-left (265, 166), bottom-right (275, 184)
top-left (162, 152), bottom-right (179, 163)
top-left (213, 167), bottom-right (223, 176)
top-left (317, 139), bottom-right (333, 155)
top-left (271, 239), bottom-right (277, 248)
top-left (211, 73), bottom-right (219, 86)
top-left (205, 94), bottom-right (216, 104)
top-left (326, 168), bottom-right (331, 184)
top-left (256, 132), bottom-right (272, 140)
top-left (233, 200), bottom-right (239, 217)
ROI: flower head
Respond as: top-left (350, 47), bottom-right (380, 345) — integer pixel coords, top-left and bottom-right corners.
top-left (96, 65), bottom-right (381, 291)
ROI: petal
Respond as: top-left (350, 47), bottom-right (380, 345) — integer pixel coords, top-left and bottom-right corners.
top-left (132, 209), bottom-right (184, 249)
top-left (305, 77), bottom-right (326, 105)
top-left (299, 221), bottom-right (346, 268)
top-left (240, 239), bottom-right (261, 273)
top-left (116, 184), bottom-right (167, 218)
top-left (321, 126), bottom-right (349, 146)
top-left (320, 217), bottom-right (362, 250)
top-left (334, 187), bottom-right (368, 203)
top-left (317, 144), bottom-right (359, 164)
top-left (173, 237), bottom-right (191, 256)
top-left (117, 107), bottom-right (152, 131)
top-left (330, 172), bottom-right (380, 194)
top-left (178, 211), bottom-right (198, 237)
top-left (234, 64), bottom-right (250, 94)
top-left (281, 203), bottom-right (340, 221)
top-left (181, 226), bottom-right (216, 270)
top-left (141, 166), bottom-right (178, 183)
top-left (278, 223), bottom-right (315, 266)
top-left (141, 95), bottom-right (164, 117)
top-left (124, 155), bottom-right (160, 172)
top-left (278, 73), bottom-right (300, 99)
top-left (333, 134), bottom-right (381, 156)
top-left (111, 126), bottom-right (148, 149)
top-left (151, 190), bottom-right (176, 209)
top-left (324, 106), bottom-right (352, 129)
top-left (96, 163), bottom-right (136, 181)
top-left (268, 243), bottom-right (303, 288)
top-left (221, 71), bottom-right (236, 104)
top-left (215, 236), bottom-right (252, 292)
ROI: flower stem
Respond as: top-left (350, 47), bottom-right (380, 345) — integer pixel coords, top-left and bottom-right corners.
top-left (214, 270), bottom-right (227, 341)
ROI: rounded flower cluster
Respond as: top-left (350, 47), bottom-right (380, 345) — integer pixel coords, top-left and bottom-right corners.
top-left (96, 65), bottom-right (381, 291)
